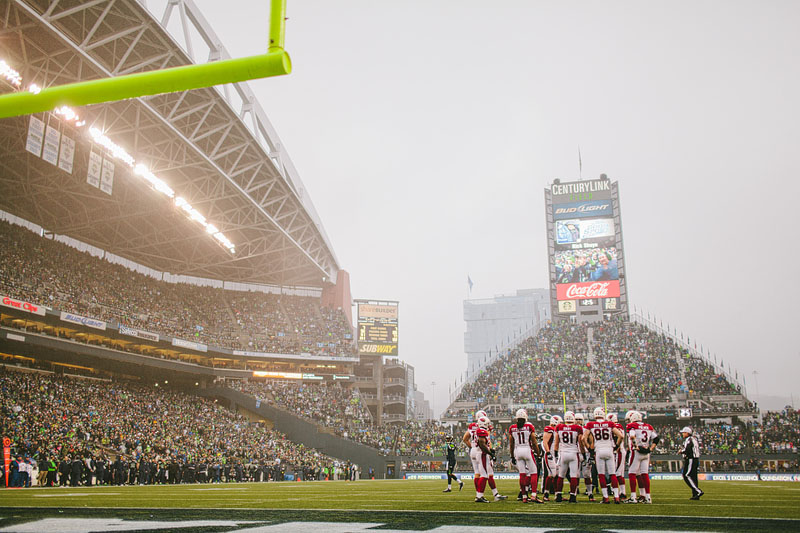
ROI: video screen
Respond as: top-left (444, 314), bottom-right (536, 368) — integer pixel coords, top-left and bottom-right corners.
top-left (554, 247), bottom-right (619, 284)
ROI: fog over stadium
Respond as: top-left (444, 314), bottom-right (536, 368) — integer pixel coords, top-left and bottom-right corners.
top-left (184, 0), bottom-right (800, 415)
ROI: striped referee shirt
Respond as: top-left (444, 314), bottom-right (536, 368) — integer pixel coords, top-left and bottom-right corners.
top-left (679, 436), bottom-right (700, 459)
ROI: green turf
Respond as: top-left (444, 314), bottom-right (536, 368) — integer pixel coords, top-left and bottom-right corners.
top-left (0, 480), bottom-right (800, 531)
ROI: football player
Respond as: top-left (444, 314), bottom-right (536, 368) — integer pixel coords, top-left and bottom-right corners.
top-left (508, 409), bottom-right (542, 503)
top-left (574, 413), bottom-right (594, 500)
top-left (442, 435), bottom-right (463, 492)
top-left (541, 415), bottom-right (561, 501)
top-left (625, 411), bottom-right (658, 503)
top-left (584, 407), bottom-right (624, 503)
top-left (553, 411), bottom-right (585, 503)
top-left (482, 416), bottom-right (507, 501)
top-left (473, 416), bottom-right (496, 502)
top-left (463, 410), bottom-right (487, 496)
top-left (607, 412), bottom-right (627, 500)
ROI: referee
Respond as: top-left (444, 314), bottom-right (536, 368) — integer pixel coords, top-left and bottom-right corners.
top-left (442, 436), bottom-right (464, 492)
top-left (679, 426), bottom-right (704, 500)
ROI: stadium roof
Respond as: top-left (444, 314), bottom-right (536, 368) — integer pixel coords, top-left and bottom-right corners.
top-left (0, 0), bottom-right (340, 288)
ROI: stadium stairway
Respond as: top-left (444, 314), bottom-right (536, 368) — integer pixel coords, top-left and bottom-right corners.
top-left (198, 387), bottom-right (397, 479)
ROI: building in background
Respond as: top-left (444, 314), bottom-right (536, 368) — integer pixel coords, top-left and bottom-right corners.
top-left (545, 174), bottom-right (629, 323)
top-left (463, 289), bottom-right (550, 375)
top-left (413, 388), bottom-right (433, 420)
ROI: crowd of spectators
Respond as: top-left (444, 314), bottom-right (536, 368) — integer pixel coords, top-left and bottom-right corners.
top-left (0, 220), bottom-right (354, 356)
top-left (0, 367), bottom-right (341, 486)
top-left (456, 323), bottom-right (591, 406)
top-left (591, 321), bottom-right (682, 402)
top-left (454, 319), bottom-right (745, 409)
top-left (230, 380), bottom-right (391, 451)
top-left (750, 409), bottom-right (799, 453)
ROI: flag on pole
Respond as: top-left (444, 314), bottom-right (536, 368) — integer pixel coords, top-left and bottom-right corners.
top-left (467, 275), bottom-right (474, 293)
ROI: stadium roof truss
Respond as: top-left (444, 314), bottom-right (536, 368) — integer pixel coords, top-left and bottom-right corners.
top-left (0, 0), bottom-right (340, 287)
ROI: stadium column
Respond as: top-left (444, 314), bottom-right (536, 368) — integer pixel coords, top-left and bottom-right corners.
top-left (376, 355), bottom-right (384, 423)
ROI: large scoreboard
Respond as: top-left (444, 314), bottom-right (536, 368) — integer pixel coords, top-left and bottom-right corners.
top-left (355, 300), bottom-right (398, 355)
top-left (545, 175), bottom-right (628, 321)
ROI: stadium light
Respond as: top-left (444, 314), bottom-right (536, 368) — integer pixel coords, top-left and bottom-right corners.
top-left (0, 57), bottom-right (237, 255)
top-left (0, 60), bottom-right (21, 87)
top-left (89, 127), bottom-right (135, 167)
top-left (0, 0), bottom-right (290, 119)
top-left (134, 164), bottom-right (175, 198)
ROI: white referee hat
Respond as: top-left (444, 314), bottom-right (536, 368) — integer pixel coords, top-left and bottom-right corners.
top-left (680, 426), bottom-right (693, 435)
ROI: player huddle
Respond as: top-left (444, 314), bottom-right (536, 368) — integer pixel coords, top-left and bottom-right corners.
top-left (458, 408), bottom-right (659, 504)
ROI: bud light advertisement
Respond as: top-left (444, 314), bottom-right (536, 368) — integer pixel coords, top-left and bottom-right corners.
top-left (552, 200), bottom-right (613, 220)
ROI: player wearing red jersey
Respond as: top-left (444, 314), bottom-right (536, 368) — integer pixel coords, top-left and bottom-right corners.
top-left (463, 410), bottom-right (487, 496)
top-left (508, 409), bottom-right (542, 503)
top-left (473, 416), bottom-right (492, 502)
top-left (584, 407), bottom-right (624, 503)
top-left (625, 411), bottom-right (658, 503)
top-left (553, 411), bottom-right (585, 503)
top-left (540, 415), bottom-right (561, 501)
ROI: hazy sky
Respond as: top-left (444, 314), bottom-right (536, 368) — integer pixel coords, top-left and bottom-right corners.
top-left (187, 0), bottom-right (800, 414)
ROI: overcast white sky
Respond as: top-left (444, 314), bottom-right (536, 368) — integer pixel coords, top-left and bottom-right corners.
top-left (190, 0), bottom-right (800, 414)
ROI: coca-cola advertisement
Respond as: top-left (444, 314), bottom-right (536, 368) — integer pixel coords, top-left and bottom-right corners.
top-left (557, 280), bottom-right (621, 301)
top-left (554, 247), bottom-right (619, 284)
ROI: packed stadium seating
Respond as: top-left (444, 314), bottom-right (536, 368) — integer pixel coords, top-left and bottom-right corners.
top-left (0, 220), bottom-right (354, 356)
top-left (453, 320), bottom-right (744, 411)
top-left (0, 367), bottom-right (343, 485)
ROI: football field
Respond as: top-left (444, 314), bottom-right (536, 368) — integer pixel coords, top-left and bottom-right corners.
top-left (1, 479), bottom-right (799, 532)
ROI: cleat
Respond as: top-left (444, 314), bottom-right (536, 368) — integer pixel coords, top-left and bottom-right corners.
top-left (643, 498), bottom-right (652, 504)
top-left (517, 491), bottom-right (523, 501)
top-left (623, 497), bottom-right (638, 504)
top-left (521, 498), bottom-right (528, 504)
top-left (543, 495), bottom-right (550, 502)
top-left (696, 490), bottom-right (704, 499)
top-left (459, 481), bottom-right (464, 492)
top-left (588, 494), bottom-right (595, 502)
top-left (494, 494), bottom-right (508, 501)
top-left (614, 498), bottom-right (621, 504)
top-left (555, 493), bottom-right (563, 502)
top-left (637, 496), bottom-right (647, 503)
top-left (474, 496), bottom-right (489, 503)
top-left (569, 494), bottom-right (577, 503)
top-left (690, 495), bottom-right (700, 500)
top-left (443, 488), bottom-right (452, 492)
top-left (530, 497), bottom-right (544, 504)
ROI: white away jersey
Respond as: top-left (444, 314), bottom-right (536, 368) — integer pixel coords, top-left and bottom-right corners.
top-left (508, 422), bottom-right (536, 449)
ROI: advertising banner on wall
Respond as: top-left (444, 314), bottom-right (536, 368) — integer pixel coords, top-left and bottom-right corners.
top-left (555, 218), bottom-right (615, 250)
top-left (172, 337), bottom-right (207, 352)
top-left (1, 295), bottom-right (47, 316)
top-left (552, 199), bottom-right (613, 220)
top-left (556, 280), bottom-right (621, 300)
top-left (550, 178), bottom-right (612, 203)
top-left (119, 324), bottom-right (160, 343)
top-left (60, 311), bottom-right (107, 330)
